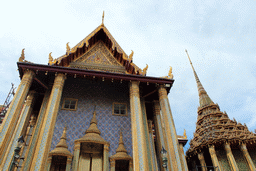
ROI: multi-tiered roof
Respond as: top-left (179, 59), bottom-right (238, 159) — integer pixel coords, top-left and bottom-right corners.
top-left (185, 50), bottom-right (256, 156)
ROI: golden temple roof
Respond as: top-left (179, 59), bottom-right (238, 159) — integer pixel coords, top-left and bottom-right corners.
top-left (49, 126), bottom-right (73, 157)
top-left (50, 23), bottom-right (143, 75)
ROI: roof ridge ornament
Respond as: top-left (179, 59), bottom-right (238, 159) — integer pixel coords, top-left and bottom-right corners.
top-left (19, 48), bottom-right (25, 62)
top-left (48, 52), bottom-right (57, 65)
top-left (102, 11), bottom-right (105, 26)
top-left (66, 42), bottom-right (70, 52)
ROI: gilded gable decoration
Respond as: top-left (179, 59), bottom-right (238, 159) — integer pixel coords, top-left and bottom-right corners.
top-left (48, 52), bottom-right (57, 65)
top-left (18, 48), bottom-right (25, 62)
top-left (66, 42), bottom-right (71, 52)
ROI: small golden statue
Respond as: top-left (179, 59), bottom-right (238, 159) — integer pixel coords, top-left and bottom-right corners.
top-left (19, 48), bottom-right (25, 62)
top-left (48, 52), bottom-right (56, 65)
top-left (142, 64), bottom-right (148, 75)
top-left (128, 50), bottom-right (134, 61)
top-left (66, 42), bottom-right (70, 52)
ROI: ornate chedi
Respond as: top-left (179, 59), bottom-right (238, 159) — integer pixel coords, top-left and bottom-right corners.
top-left (185, 49), bottom-right (256, 171)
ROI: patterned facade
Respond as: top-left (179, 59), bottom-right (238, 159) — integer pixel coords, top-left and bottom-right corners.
top-left (0, 19), bottom-right (188, 171)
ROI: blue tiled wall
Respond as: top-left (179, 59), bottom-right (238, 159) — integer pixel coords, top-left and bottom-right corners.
top-left (50, 78), bottom-right (132, 157)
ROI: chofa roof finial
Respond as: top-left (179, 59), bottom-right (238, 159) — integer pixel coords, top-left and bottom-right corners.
top-left (102, 11), bottom-right (105, 25)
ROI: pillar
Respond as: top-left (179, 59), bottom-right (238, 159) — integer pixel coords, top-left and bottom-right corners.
top-left (179, 143), bottom-right (188, 171)
top-left (224, 142), bottom-right (239, 171)
top-left (153, 100), bottom-right (171, 171)
top-left (129, 160), bottom-right (133, 171)
top-left (72, 142), bottom-right (80, 171)
top-left (1, 90), bottom-right (36, 171)
top-left (30, 73), bottom-right (66, 170)
top-left (208, 145), bottom-right (222, 171)
top-left (110, 159), bottom-right (115, 171)
top-left (0, 70), bottom-right (35, 163)
top-left (141, 99), bottom-right (154, 171)
top-left (46, 156), bottom-right (52, 171)
top-left (129, 81), bottom-right (149, 171)
top-left (240, 143), bottom-right (256, 171)
top-left (103, 144), bottom-right (110, 171)
top-left (198, 152), bottom-right (207, 171)
top-left (66, 156), bottom-right (73, 171)
top-left (21, 89), bottom-right (51, 171)
top-left (158, 85), bottom-right (182, 170)
top-left (148, 120), bottom-right (159, 171)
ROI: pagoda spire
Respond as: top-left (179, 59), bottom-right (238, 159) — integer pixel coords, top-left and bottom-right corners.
top-left (185, 49), bottom-right (213, 107)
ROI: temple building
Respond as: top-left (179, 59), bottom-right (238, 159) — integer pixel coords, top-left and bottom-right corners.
top-left (185, 50), bottom-right (256, 171)
top-left (0, 16), bottom-right (188, 171)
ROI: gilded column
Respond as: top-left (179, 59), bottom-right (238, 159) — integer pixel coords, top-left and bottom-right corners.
top-left (0, 70), bottom-right (35, 163)
top-left (198, 152), bottom-right (207, 171)
top-left (141, 99), bottom-right (154, 171)
top-left (208, 145), bottom-right (222, 171)
top-left (30, 73), bottom-right (66, 170)
top-left (153, 100), bottom-right (171, 171)
top-left (46, 156), bottom-right (52, 171)
top-left (103, 144), bottom-right (110, 171)
top-left (1, 90), bottom-right (36, 171)
top-left (129, 160), bottom-right (133, 171)
top-left (239, 143), bottom-right (256, 171)
top-left (72, 142), bottom-right (80, 171)
top-left (21, 89), bottom-right (51, 171)
top-left (66, 156), bottom-right (73, 171)
top-left (148, 120), bottom-right (158, 171)
top-left (129, 81), bottom-right (149, 171)
top-left (158, 85), bottom-right (182, 170)
top-left (179, 143), bottom-right (188, 171)
top-left (110, 159), bottom-right (115, 171)
top-left (224, 142), bottom-right (239, 171)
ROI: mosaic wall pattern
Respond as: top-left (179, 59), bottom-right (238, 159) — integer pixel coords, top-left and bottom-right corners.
top-left (50, 78), bottom-right (132, 157)
top-left (248, 149), bottom-right (256, 167)
top-left (216, 149), bottom-right (231, 171)
top-left (233, 149), bottom-right (249, 170)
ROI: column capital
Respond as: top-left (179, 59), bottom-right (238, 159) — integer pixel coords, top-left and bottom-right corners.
top-left (67, 157), bottom-right (73, 164)
top-left (53, 73), bottom-right (66, 90)
top-left (129, 81), bottom-right (140, 98)
top-left (74, 142), bottom-right (81, 151)
top-left (21, 69), bottom-right (35, 85)
top-left (25, 90), bottom-right (36, 106)
top-left (104, 144), bottom-right (109, 152)
top-left (158, 85), bottom-right (168, 101)
top-left (224, 142), bottom-right (232, 154)
top-left (110, 159), bottom-right (115, 167)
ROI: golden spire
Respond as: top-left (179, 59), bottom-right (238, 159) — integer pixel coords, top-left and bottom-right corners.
top-left (102, 11), bottom-right (105, 25)
top-left (110, 129), bottom-right (132, 160)
top-left (75, 107), bottom-right (108, 145)
top-left (49, 126), bottom-right (72, 157)
top-left (185, 49), bottom-right (213, 107)
top-left (116, 130), bottom-right (127, 153)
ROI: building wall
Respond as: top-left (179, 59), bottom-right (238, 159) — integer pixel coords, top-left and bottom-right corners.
top-left (50, 78), bottom-right (133, 157)
top-left (233, 149), bottom-right (249, 170)
top-left (248, 149), bottom-right (256, 167)
top-left (216, 149), bottom-right (231, 171)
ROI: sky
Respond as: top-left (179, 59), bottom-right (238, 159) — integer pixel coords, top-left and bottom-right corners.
top-left (1, 0), bottom-right (256, 150)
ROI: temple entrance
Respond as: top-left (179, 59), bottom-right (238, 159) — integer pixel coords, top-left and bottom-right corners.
top-left (78, 143), bottom-right (103, 171)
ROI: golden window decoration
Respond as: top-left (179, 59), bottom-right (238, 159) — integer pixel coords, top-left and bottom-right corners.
top-left (113, 103), bottom-right (127, 116)
top-left (62, 98), bottom-right (78, 110)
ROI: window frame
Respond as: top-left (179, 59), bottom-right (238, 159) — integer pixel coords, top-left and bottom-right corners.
top-left (112, 102), bottom-right (128, 116)
top-left (62, 98), bottom-right (78, 111)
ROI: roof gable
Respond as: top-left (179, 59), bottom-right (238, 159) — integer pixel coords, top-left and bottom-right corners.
top-left (69, 41), bottom-right (127, 73)
top-left (54, 24), bottom-right (143, 75)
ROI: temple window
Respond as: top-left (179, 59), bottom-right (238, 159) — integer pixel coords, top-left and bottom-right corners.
top-left (113, 103), bottom-right (127, 116)
top-left (62, 98), bottom-right (78, 110)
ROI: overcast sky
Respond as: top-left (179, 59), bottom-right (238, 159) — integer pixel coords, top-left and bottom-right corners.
top-left (1, 0), bottom-right (256, 150)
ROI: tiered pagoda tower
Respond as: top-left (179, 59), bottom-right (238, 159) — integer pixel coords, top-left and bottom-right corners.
top-left (185, 50), bottom-right (256, 171)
